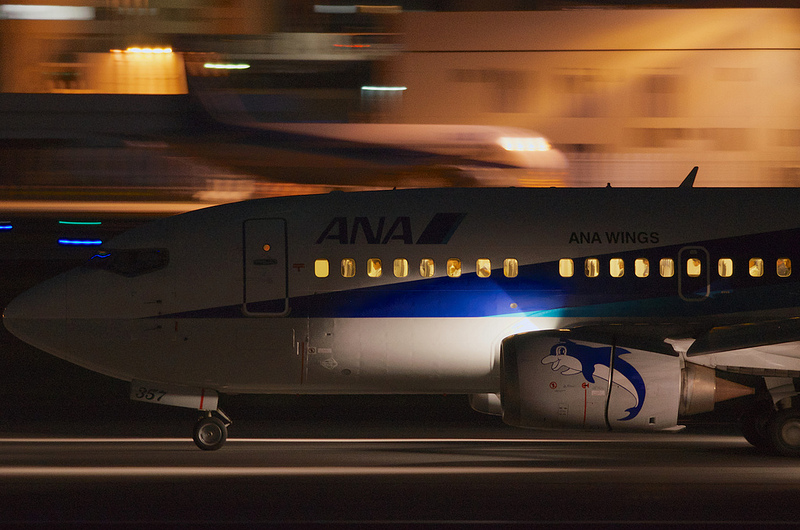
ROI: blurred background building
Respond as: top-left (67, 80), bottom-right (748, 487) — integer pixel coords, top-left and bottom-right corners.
top-left (0, 1), bottom-right (798, 192)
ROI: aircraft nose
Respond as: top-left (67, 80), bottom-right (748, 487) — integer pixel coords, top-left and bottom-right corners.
top-left (3, 275), bottom-right (68, 354)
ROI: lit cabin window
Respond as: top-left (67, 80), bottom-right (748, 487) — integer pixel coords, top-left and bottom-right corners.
top-left (778, 258), bottom-right (792, 278)
top-left (504, 258), bottom-right (518, 278)
top-left (447, 258), bottom-right (462, 277)
top-left (394, 258), bottom-right (408, 278)
top-left (609, 258), bottom-right (624, 278)
top-left (660, 258), bottom-right (675, 278)
top-left (341, 258), bottom-right (356, 278)
top-left (314, 259), bottom-right (329, 278)
top-left (367, 258), bottom-right (382, 278)
top-left (635, 258), bottom-right (649, 278)
top-left (477, 259), bottom-right (491, 278)
top-left (559, 258), bottom-right (574, 278)
top-left (718, 258), bottom-right (733, 278)
top-left (749, 258), bottom-right (764, 277)
top-left (420, 258), bottom-right (435, 278)
top-left (687, 258), bottom-right (702, 278)
top-left (585, 258), bottom-right (599, 278)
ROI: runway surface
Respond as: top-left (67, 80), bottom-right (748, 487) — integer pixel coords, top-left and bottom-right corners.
top-left (1, 430), bottom-right (800, 527)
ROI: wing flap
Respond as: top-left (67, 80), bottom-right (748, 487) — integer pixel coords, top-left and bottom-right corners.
top-left (687, 318), bottom-right (800, 357)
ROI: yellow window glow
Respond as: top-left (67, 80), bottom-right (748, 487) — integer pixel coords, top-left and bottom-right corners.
top-left (476, 259), bottom-right (491, 278)
top-left (447, 258), bottom-right (462, 278)
top-left (504, 258), bottom-right (518, 278)
top-left (420, 258), bottom-right (435, 278)
top-left (660, 258), bottom-right (675, 278)
top-left (393, 258), bottom-right (408, 278)
top-left (778, 258), bottom-right (792, 278)
top-left (341, 258), bottom-right (355, 278)
top-left (635, 258), bottom-right (649, 278)
top-left (367, 258), bottom-right (382, 278)
top-left (559, 258), bottom-right (574, 278)
top-left (687, 258), bottom-right (702, 278)
top-left (314, 259), bottom-right (329, 278)
top-left (585, 258), bottom-right (599, 278)
top-left (610, 258), bottom-right (624, 278)
top-left (749, 258), bottom-right (764, 277)
top-left (718, 258), bottom-right (733, 278)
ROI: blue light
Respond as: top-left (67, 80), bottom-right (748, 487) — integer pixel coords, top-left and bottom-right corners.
top-left (0, 224), bottom-right (12, 230)
top-left (59, 239), bottom-right (103, 246)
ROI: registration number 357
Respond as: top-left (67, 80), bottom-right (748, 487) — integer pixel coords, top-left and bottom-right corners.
top-left (133, 387), bottom-right (167, 402)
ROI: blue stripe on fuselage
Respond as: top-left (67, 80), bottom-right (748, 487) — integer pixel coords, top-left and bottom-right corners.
top-left (157, 228), bottom-right (800, 320)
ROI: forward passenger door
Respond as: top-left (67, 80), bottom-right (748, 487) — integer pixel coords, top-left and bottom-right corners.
top-left (243, 218), bottom-right (289, 316)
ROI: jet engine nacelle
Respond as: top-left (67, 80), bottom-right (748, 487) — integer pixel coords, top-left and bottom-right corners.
top-left (501, 331), bottom-right (693, 431)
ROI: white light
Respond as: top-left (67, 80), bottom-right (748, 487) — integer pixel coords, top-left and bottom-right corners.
top-left (204, 63), bottom-right (250, 70)
top-left (125, 47), bottom-right (172, 54)
top-left (498, 136), bottom-right (551, 152)
top-left (0, 4), bottom-right (94, 20)
top-left (361, 86), bottom-right (407, 91)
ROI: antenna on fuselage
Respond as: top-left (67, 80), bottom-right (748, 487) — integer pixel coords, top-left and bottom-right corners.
top-left (679, 166), bottom-right (698, 188)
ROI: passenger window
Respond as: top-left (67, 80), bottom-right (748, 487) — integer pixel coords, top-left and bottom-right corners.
top-left (504, 258), bottom-right (518, 278)
top-left (559, 258), bottom-right (574, 278)
top-left (476, 259), bottom-right (491, 278)
top-left (686, 258), bottom-right (702, 278)
top-left (660, 258), bottom-right (675, 278)
top-left (635, 258), bottom-right (649, 278)
top-left (778, 258), bottom-right (792, 278)
top-left (447, 258), bottom-right (462, 278)
top-left (420, 258), bottom-right (435, 278)
top-left (718, 258), bottom-right (733, 278)
top-left (394, 258), bottom-right (408, 278)
top-left (749, 258), bottom-right (764, 277)
top-left (341, 258), bottom-right (356, 278)
top-left (585, 258), bottom-right (599, 278)
top-left (609, 258), bottom-right (624, 278)
top-left (314, 259), bottom-right (329, 278)
top-left (367, 258), bottom-right (382, 278)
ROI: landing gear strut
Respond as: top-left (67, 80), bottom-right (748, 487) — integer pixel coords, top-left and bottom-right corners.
top-left (193, 410), bottom-right (232, 451)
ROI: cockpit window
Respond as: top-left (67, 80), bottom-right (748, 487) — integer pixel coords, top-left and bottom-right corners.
top-left (87, 248), bottom-right (169, 277)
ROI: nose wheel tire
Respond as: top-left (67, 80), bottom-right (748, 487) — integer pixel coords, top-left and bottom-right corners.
top-left (193, 416), bottom-right (228, 451)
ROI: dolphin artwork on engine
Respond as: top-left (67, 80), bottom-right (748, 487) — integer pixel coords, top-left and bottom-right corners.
top-left (541, 341), bottom-right (646, 421)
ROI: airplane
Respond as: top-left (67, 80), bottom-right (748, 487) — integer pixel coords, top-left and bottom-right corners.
top-left (6, 167), bottom-right (800, 455)
top-left (176, 87), bottom-right (569, 189)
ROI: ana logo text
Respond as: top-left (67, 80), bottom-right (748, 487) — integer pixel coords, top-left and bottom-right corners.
top-left (316, 213), bottom-right (466, 245)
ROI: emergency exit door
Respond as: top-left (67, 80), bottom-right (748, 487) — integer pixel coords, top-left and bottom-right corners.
top-left (678, 246), bottom-right (710, 301)
top-left (243, 218), bottom-right (289, 316)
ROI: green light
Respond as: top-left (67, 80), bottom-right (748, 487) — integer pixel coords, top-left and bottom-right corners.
top-left (59, 220), bottom-right (102, 225)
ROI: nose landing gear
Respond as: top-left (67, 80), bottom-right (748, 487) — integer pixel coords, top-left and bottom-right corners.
top-left (193, 410), bottom-right (232, 451)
